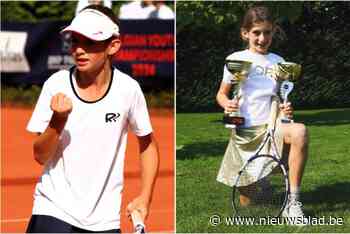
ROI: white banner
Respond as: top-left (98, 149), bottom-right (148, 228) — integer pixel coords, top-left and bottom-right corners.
top-left (0, 31), bottom-right (30, 72)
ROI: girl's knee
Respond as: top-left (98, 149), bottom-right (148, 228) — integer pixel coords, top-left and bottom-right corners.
top-left (291, 123), bottom-right (308, 145)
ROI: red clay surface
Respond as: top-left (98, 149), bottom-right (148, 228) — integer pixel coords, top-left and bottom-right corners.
top-left (1, 106), bottom-right (174, 233)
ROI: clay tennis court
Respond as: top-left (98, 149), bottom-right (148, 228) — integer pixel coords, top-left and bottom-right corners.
top-left (1, 106), bottom-right (174, 233)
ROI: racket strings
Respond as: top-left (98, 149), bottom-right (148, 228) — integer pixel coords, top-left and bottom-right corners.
top-left (233, 156), bottom-right (288, 218)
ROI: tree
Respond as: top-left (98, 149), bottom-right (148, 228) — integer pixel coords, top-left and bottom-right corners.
top-left (0, 1), bottom-right (126, 22)
top-left (176, 1), bottom-right (350, 112)
top-left (176, 1), bottom-right (303, 34)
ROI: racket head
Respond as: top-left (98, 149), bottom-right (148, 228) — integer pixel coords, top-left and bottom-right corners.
top-left (280, 81), bottom-right (294, 101)
top-left (232, 154), bottom-right (289, 218)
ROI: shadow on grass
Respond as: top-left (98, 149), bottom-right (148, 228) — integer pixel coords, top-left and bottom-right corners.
top-left (177, 140), bottom-right (228, 160)
top-left (303, 182), bottom-right (350, 215)
top-left (294, 109), bottom-right (350, 126)
top-left (210, 119), bottom-right (225, 124)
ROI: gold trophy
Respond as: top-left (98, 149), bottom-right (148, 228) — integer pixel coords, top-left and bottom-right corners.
top-left (274, 62), bottom-right (302, 123)
top-left (223, 60), bottom-right (252, 128)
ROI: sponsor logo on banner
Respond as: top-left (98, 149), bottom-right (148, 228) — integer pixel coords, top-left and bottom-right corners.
top-left (47, 55), bottom-right (74, 70)
top-left (0, 31), bottom-right (30, 72)
top-left (47, 33), bottom-right (74, 70)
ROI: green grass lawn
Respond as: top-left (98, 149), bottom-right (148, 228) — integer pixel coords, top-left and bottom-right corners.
top-left (176, 108), bottom-right (350, 233)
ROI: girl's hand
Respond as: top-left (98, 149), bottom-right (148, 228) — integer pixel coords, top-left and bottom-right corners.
top-left (279, 102), bottom-right (293, 119)
top-left (126, 195), bottom-right (149, 222)
top-left (224, 98), bottom-right (239, 114)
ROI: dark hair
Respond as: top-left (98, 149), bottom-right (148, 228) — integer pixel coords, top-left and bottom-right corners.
top-left (240, 6), bottom-right (286, 41)
top-left (81, 5), bottom-right (119, 26)
top-left (241, 6), bottom-right (274, 31)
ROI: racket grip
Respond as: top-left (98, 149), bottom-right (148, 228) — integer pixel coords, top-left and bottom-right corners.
top-left (131, 210), bottom-right (146, 234)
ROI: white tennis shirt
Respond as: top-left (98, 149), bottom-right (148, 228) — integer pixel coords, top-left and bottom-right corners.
top-left (27, 67), bottom-right (153, 231)
top-left (223, 49), bottom-right (285, 127)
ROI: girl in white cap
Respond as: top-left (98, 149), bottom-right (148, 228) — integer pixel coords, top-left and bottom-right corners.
top-left (26, 5), bottom-right (159, 233)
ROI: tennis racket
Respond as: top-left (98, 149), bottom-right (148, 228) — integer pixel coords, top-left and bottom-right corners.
top-left (232, 128), bottom-right (289, 218)
top-left (131, 210), bottom-right (146, 234)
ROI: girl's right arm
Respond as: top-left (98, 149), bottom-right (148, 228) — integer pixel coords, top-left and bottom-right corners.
top-left (216, 81), bottom-right (239, 113)
top-left (33, 93), bottom-right (72, 165)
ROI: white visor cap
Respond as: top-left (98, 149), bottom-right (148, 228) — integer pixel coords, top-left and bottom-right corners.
top-left (61, 9), bottom-right (119, 41)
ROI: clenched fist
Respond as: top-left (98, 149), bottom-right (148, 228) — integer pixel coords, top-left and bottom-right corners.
top-left (50, 93), bottom-right (73, 118)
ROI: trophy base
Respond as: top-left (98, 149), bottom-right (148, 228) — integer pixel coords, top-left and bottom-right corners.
top-left (223, 115), bottom-right (245, 128)
top-left (225, 124), bottom-right (237, 129)
top-left (281, 118), bottom-right (294, 124)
